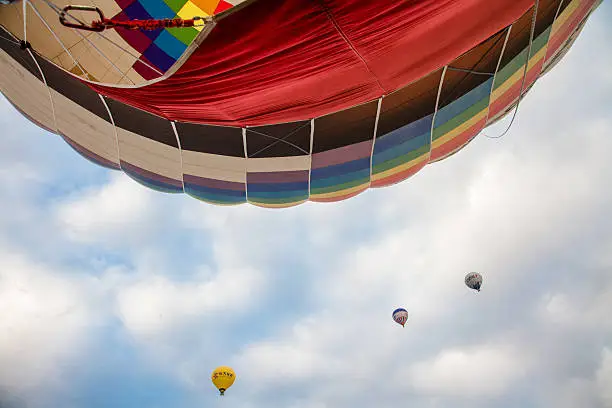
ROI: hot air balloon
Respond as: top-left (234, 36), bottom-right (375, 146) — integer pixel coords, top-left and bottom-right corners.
top-left (0, 0), bottom-right (601, 208)
top-left (392, 308), bottom-right (408, 327)
top-left (465, 272), bottom-right (483, 292)
top-left (211, 366), bottom-right (236, 396)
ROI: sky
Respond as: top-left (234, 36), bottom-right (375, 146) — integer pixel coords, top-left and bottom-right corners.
top-left (1, 3), bottom-right (611, 408)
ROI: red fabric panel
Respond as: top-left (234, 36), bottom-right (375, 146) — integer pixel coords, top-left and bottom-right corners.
top-left (89, 0), bottom-right (534, 127)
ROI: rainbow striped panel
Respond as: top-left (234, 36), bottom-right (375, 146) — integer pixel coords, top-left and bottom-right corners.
top-left (62, 135), bottom-right (121, 170)
top-left (112, 0), bottom-right (234, 80)
top-left (545, 0), bottom-right (598, 64)
top-left (247, 170), bottom-right (310, 208)
top-left (431, 78), bottom-right (494, 162)
top-left (487, 28), bottom-right (551, 124)
top-left (121, 160), bottom-right (184, 193)
top-left (184, 174), bottom-right (246, 205)
top-left (370, 114), bottom-right (432, 188)
top-left (310, 140), bottom-right (373, 202)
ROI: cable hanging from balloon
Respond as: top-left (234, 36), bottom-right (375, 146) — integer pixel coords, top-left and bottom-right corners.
top-left (58, 5), bottom-right (212, 32)
top-left (482, 0), bottom-right (539, 140)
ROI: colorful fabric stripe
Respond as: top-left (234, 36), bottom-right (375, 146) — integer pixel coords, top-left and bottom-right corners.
top-left (247, 170), bottom-right (309, 208)
top-left (112, 0), bottom-right (236, 80)
top-left (488, 27), bottom-right (551, 123)
top-left (120, 160), bottom-right (183, 193)
top-left (62, 135), bottom-right (120, 170)
top-left (370, 114), bottom-right (432, 188)
top-left (183, 174), bottom-right (246, 205)
top-left (545, 0), bottom-right (598, 62)
top-left (431, 78), bottom-right (494, 162)
top-left (310, 140), bottom-right (373, 202)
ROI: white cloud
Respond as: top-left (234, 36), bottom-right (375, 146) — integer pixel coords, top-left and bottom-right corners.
top-left (596, 348), bottom-right (612, 408)
top-left (406, 345), bottom-right (527, 398)
top-left (546, 377), bottom-right (600, 408)
top-left (537, 268), bottom-right (612, 333)
top-left (235, 314), bottom-right (345, 386)
top-left (114, 265), bottom-right (265, 338)
top-left (541, 293), bottom-right (574, 324)
top-left (0, 246), bottom-right (100, 393)
top-left (56, 173), bottom-right (158, 244)
top-left (538, 347), bottom-right (612, 408)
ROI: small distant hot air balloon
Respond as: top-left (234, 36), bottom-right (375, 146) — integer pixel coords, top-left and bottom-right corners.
top-left (392, 308), bottom-right (408, 327)
top-left (465, 272), bottom-right (483, 292)
top-left (211, 366), bottom-right (236, 396)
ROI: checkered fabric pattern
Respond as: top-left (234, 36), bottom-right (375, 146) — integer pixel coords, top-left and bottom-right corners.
top-left (112, 0), bottom-right (234, 79)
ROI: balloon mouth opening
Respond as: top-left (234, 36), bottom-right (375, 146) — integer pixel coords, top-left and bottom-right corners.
top-left (219, 388), bottom-right (226, 396)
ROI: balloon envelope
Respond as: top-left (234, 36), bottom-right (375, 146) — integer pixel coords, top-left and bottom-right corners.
top-left (465, 272), bottom-right (483, 291)
top-left (211, 366), bottom-right (236, 396)
top-left (392, 308), bottom-right (409, 327)
top-left (0, 0), bottom-right (601, 208)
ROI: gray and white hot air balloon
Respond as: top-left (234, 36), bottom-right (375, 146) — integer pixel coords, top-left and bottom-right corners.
top-left (465, 272), bottom-right (483, 292)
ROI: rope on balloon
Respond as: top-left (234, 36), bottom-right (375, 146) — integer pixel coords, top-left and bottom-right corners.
top-left (38, 0), bottom-right (162, 80)
top-left (58, 5), bottom-right (211, 32)
top-left (482, 0), bottom-right (540, 140)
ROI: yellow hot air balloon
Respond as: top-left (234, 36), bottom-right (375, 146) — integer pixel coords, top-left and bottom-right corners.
top-left (211, 366), bottom-right (236, 396)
